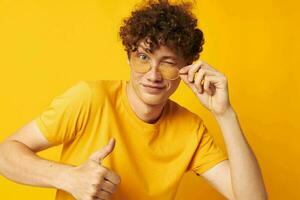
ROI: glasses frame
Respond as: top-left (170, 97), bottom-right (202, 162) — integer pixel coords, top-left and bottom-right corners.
top-left (130, 52), bottom-right (183, 80)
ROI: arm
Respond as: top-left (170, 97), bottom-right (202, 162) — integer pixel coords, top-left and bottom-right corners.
top-left (200, 108), bottom-right (268, 200)
top-left (179, 60), bottom-right (268, 200)
top-left (0, 120), bottom-right (72, 189)
top-left (0, 120), bottom-right (120, 200)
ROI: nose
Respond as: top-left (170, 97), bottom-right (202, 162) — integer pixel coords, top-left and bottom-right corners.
top-left (146, 63), bottom-right (163, 82)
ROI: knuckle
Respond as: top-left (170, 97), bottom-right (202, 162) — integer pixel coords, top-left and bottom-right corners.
top-left (116, 175), bottom-right (121, 184)
top-left (191, 65), bottom-right (198, 72)
top-left (197, 61), bottom-right (203, 66)
top-left (104, 181), bottom-right (116, 193)
top-left (100, 166), bottom-right (108, 173)
top-left (199, 69), bottom-right (205, 77)
top-left (204, 82), bottom-right (209, 89)
top-left (195, 75), bottom-right (203, 90)
top-left (92, 177), bottom-right (101, 185)
top-left (84, 197), bottom-right (92, 200)
top-left (95, 166), bottom-right (104, 174)
top-left (95, 166), bottom-right (106, 178)
top-left (88, 186), bottom-right (98, 197)
top-left (110, 185), bottom-right (117, 193)
top-left (188, 70), bottom-right (193, 78)
top-left (87, 160), bottom-right (98, 168)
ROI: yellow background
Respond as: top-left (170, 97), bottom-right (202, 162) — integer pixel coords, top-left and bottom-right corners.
top-left (0, 0), bottom-right (299, 199)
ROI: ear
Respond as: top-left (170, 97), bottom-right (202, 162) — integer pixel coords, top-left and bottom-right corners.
top-left (126, 52), bottom-right (131, 65)
top-left (185, 58), bottom-right (193, 66)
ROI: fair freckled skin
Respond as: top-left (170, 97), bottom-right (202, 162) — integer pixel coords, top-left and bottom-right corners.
top-left (126, 41), bottom-right (187, 124)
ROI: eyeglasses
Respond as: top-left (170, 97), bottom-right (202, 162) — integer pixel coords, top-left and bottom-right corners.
top-left (130, 53), bottom-right (182, 80)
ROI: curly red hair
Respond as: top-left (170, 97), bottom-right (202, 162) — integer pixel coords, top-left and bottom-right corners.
top-left (119, 0), bottom-right (204, 64)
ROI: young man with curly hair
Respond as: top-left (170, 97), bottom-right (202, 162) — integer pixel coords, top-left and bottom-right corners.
top-left (0, 0), bottom-right (267, 200)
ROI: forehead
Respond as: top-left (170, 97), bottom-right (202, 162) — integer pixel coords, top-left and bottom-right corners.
top-left (136, 40), bottom-right (182, 60)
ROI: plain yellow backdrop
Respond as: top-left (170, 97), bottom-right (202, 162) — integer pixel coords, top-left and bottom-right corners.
top-left (0, 0), bottom-right (299, 199)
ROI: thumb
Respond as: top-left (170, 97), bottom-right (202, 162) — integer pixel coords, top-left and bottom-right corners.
top-left (89, 138), bottom-right (116, 164)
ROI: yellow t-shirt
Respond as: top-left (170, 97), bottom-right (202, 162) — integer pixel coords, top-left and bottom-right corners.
top-left (34, 80), bottom-right (228, 200)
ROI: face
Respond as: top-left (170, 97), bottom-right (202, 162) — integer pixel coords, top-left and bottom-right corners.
top-left (127, 40), bottom-right (187, 106)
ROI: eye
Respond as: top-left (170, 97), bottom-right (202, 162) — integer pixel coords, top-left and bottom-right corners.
top-left (161, 61), bottom-right (177, 66)
top-left (138, 54), bottom-right (149, 61)
top-left (165, 62), bottom-right (175, 65)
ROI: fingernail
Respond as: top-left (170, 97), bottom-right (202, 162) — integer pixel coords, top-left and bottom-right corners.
top-left (109, 138), bottom-right (114, 144)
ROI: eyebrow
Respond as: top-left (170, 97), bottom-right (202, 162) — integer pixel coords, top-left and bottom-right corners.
top-left (138, 46), bottom-right (151, 53)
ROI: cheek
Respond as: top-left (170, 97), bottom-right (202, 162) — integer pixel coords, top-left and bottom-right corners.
top-left (130, 70), bottom-right (143, 82)
top-left (166, 79), bottom-right (181, 93)
top-left (171, 79), bottom-right (181, 88)
top-left (130, 71), bottom-right (144, 92)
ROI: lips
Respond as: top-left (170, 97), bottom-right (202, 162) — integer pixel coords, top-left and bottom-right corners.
top-left (142, 83), bottom-right (165, 89)
top-left (141, 83), bottom-right (165, 93)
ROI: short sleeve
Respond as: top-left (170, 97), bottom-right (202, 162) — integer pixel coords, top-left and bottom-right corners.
top-left (188, 121), bottom-right (228, 175)
top-left (34, 81), bottom-right (92, 146)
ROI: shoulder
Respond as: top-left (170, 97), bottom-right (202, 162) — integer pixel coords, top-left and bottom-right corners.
top-left (166, 99), bottom-right (204, 128)
top-left (82, 79), bottom-right (121, 89)
top-left (79, 79), bottom-right (124, 105)
top-left (77, 80), bottom-right (123, 95)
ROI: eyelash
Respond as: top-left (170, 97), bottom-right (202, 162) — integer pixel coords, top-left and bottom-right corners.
top-left (138, 54), bottom-right (148, 60)
top-left (138, 53), bottom-right (175, 64)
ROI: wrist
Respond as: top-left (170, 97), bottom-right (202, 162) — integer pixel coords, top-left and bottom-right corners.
top-left (52, 163), bottom-right (74, 192)
top-left (213, 106), bottom-right (236, 121)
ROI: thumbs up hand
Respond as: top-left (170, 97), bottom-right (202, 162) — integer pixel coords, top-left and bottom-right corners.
top-left (89, 137), bottom-right (116, 164)
top-left (62, 138), bottom-right (121, 200)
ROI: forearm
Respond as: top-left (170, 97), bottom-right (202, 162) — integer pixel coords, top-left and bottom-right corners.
top-left (214, 107), bottom-right (268, 200)
top-left (0, 140), bottom-right (72, 190)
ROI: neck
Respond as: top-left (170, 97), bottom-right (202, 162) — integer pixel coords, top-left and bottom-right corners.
top-left (126, 81), bottom-right (166, 124)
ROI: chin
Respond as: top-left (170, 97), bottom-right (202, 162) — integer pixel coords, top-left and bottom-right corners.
top-left (135, 85), bottom-right (169, 106)
top-left (139, 92), bottom-right (168, 106)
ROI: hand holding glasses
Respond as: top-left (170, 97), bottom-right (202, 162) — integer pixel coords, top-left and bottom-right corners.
top-left (130, 53), bottom-right (204, 85)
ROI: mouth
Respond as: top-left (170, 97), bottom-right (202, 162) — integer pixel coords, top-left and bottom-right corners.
top-left (141, 83), bottom-right (165, 94)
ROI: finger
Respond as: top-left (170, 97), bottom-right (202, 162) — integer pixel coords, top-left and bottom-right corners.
top-left (179, 72), bottom-right (191, 85)
top-left (89, 138), bottom-right (116, 163)
top-left (179, 73), bottom-right (197, 92)
top-left (179, 75), bottom-right (201, 97)
top-left (203, 76), bottom-right (211, 95)
top-left (101, 180), bottom-right (116, 194)
top-left (179, 65), bottom-right (191, 74)
top-left (188, 62), bottom-right (203, 82)
top-left (94, 189), bottom-right (111, 200)
top-left (93, 197), bottom-right (105, 200)
top-left (201, 63), bottom-right (219, 72)
top-left (104, 171), bottom-right (121, 185)
top-left (194, 69), bottom-right (218, 93)
top-left (93, 196), bottom-right (105, 200)
top-left (203, 75), bottom-right (219, 95)
top-left (194, 69), bottom-right (205, 93)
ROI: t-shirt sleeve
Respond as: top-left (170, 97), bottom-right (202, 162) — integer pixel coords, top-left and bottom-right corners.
top-left (188, 120), bottom-right (228, 175)
top-left (34, 81), bottom-right (92, 146)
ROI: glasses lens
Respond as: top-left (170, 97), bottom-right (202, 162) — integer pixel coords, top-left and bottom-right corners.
top-left (159, 63), bottom-right (179, 80)
top-left (130, 55), bottom-right (180, 80)
top-left (131, 56), bottom-right (151, 73)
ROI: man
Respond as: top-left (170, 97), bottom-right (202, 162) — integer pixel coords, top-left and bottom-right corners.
top-left (0, 0), bottom-right (268, 200)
